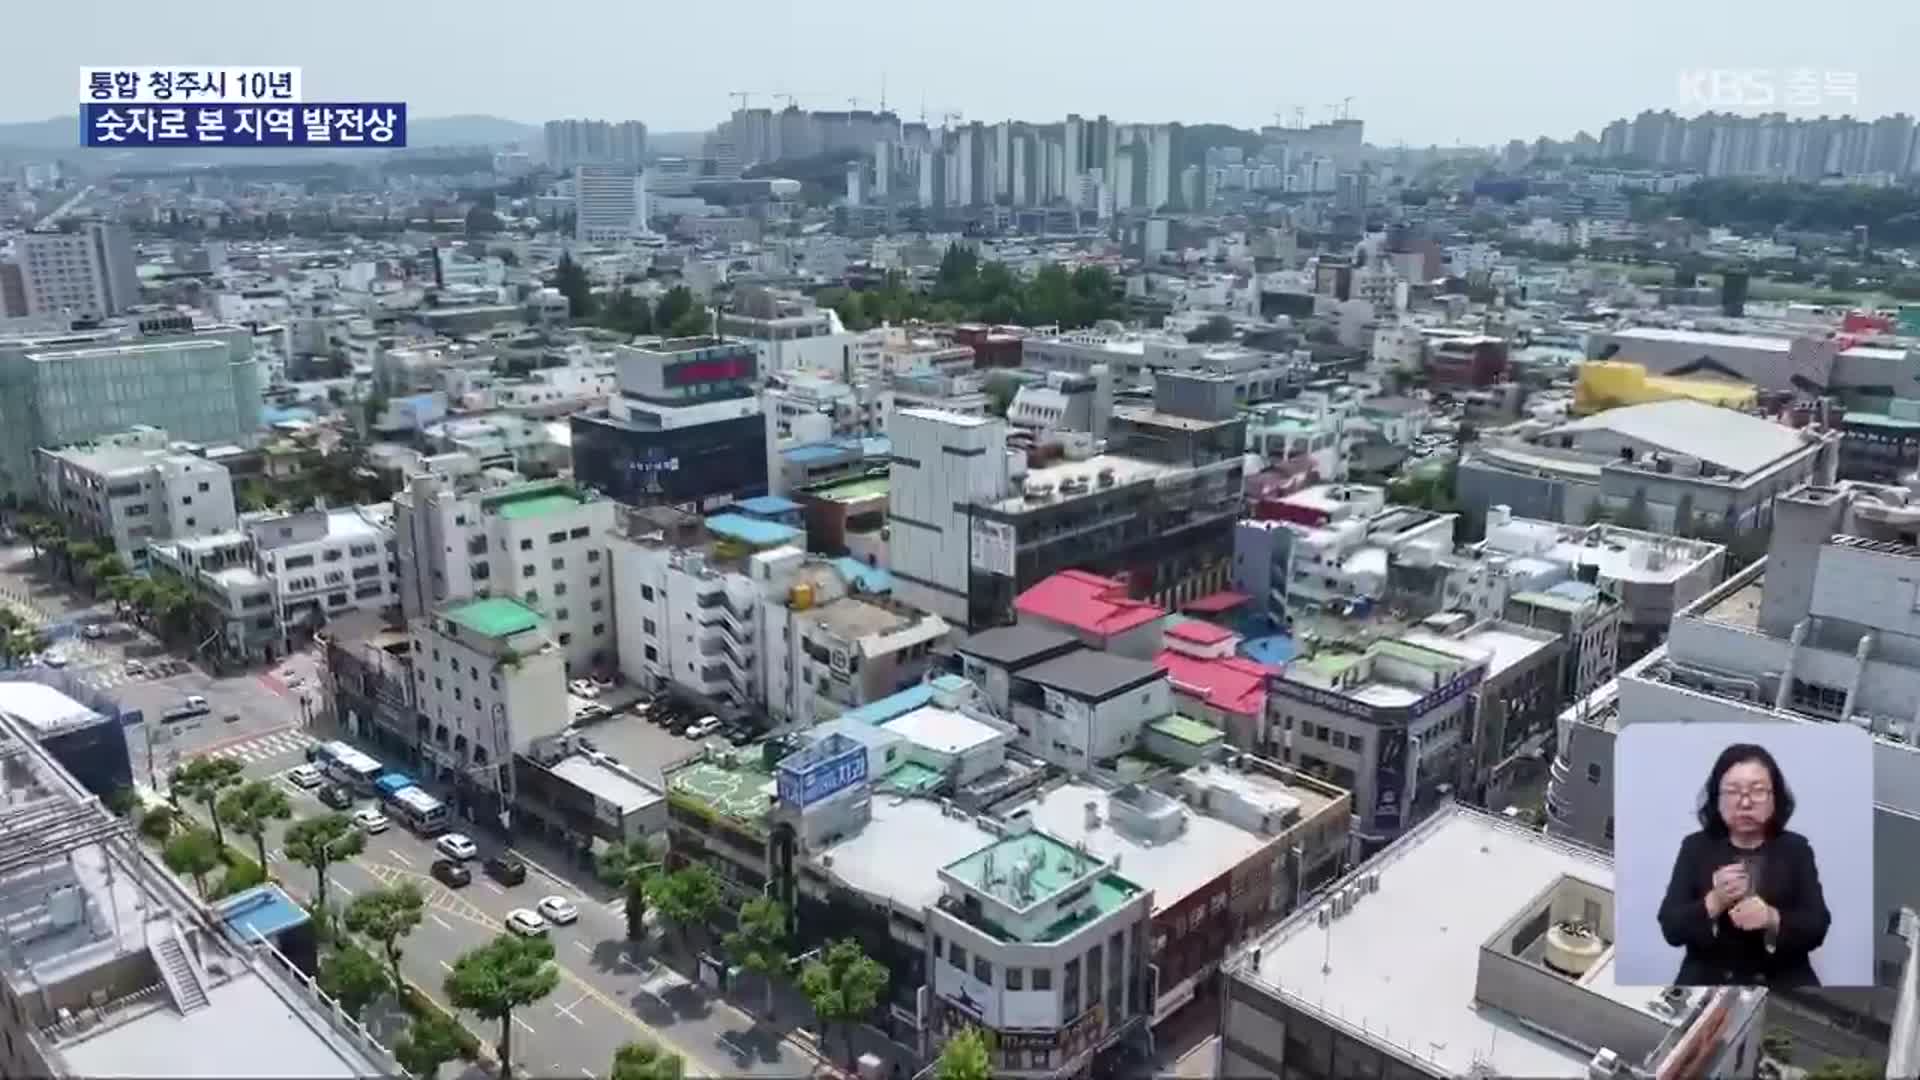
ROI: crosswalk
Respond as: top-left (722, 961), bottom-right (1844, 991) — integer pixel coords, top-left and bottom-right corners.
top-left (204, 729), bottom-right (317, 766)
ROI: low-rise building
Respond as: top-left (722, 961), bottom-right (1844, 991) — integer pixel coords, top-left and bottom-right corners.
top-left (1013, 570), bottom-right (1168, 661)
top-left (37, 429), bottom-right (238, 568)
top-left (1222, 803), bottom-right (1767, 1080)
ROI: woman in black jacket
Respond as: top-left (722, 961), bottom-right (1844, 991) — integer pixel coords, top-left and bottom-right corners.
top-left (1656, 742), bottom-right (1830, 986)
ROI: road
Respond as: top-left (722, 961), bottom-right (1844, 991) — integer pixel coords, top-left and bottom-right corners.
top-left (183, 733), bottom-right (821, 1080)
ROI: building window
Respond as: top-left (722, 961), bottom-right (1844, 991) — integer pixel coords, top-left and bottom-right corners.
top-left (554, 583), bottom-right (568, 597)
top-left (644, 645), bottom-right (658, 662)
top-left (570, 526), bottom-right (590, 539)
top-left (591, 599), bottom-right (604, 613)
top-left (1030, 967), bottom-right (1051, 991)
top-left (590, 575), bottom-right (602, 588)
top-left (640, 584), bottom-right (652, 600)
top-left (555, 607), bottom-right (571, 622)
top-left (551, 557), bottom-right (565, 571)
top-left (525, 590), bottom-right (538, 604)
top-left (522, 565), bottom-right (536, 578)
top-left (559, 632), bottom-right (573, 646)
top-left (588, 550), bottom-right (601, 563)
top-left (1005, 967), bottom-right (1023, 990)
top-left (548, 531), bottom-right (567, 544)
top-left (519, 538), bottom-right (533, 551)
top-left (948, 942), bottom-right (966, 969)
top-left (592, 623), bottom-right (605, 636)
top-left (973, 957), bottom-right (992, 984)
top-left (1586, 762), bottom-right (1603, 784)
top-left (644, 618), bottom-right (659, 635)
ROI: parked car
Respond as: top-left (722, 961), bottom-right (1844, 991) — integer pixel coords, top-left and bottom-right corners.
top-left (431, 859), bottom-right (472, 888)
top-left (123, 659), bottom-right (146, 677)
top-left (318, 785), bottom-right (353, 809)
top-left (682, 715), bottom-right (722, 739)
top-left (484, 855), bottom-right (527, 885)
top-left (350, 808), bottom-right (389, 834)
top-left (185, 695), bottom-right (208, 710)
top-left (82, 624), bottom-right (105, 641)
top-left (435, 833), bottom-right (479, 861)
top-left (536, 896), bottom-right (579, 925)
top-left (505, 909), bottom-right (547, 937)
top-left (288, 765), bottom-right (323, 789)
top-left (568, 679), bottom-right (600, 699)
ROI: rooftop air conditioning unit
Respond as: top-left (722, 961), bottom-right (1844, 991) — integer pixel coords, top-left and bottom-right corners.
top-left (1545, 920), bottom-right (1605, 976)
top-left (1586, 1048), bottom-right (1620, 1080)
top-left (1316, 906), bottom-right (1331, 928)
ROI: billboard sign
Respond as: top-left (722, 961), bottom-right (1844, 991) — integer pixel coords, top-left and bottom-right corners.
top-left (776, 739), bottom-right (868, 809)
top-left (970, 518), bottom-right (1016, 576)
top-left (1371, 726), bottom-right (1409, 834)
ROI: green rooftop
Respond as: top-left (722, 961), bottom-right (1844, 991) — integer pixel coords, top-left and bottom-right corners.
top-left (942, 831), bottom-right (1144, 941)
top-left (445, 597), bottom-right (542, 638)
top-left (878, 760), bottom-right (944, 795)
top-left (669, 757), bottom-right (775, 824)
top-left (1148, 714), bottom-right (1225, 747)
top-left (1300, 649), bottom-right (1367, 679)
top-left (483, 487), bottom-right (589, 521)
top-left (1374, 638), bottom-right (1466, 671)
top-left (813, 475), bottom-right (890, 502)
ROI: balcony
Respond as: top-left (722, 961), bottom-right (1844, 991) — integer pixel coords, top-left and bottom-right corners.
top-left (695, 603), bottom-right (755, 646)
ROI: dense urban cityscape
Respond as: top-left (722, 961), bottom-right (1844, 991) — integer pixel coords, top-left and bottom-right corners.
top-left (0, 45), bottom-right (1917, 1080)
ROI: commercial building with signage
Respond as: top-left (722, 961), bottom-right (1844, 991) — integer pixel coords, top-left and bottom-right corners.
top-left (571, 336), bottom-right (770, 509)
top-left (1222, 803), bottom-right (1767, 1080)
top-left (1266, 636), bottom-right (1487, 854)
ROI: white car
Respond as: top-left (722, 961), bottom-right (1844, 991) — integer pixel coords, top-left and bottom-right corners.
top-left (351, 808), bottom-right (389, 834)
top-left (185, 694), bottom-right (208, 710)
top-left (568, 679), bottom-right (601, 699)
top-left (287, 764), bottom-right (323, 789)
top-left (505, 908), bottom-right (548, 937)
top-left (682, 715), bottom-right (722, 739)
top-left (536, 896), bottom-right (578, 925)
top-left (436, 833), bottom-right (479, 861)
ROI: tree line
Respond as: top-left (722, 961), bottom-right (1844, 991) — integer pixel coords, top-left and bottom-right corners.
top-left (818, 245), bottom-right (1121, 331)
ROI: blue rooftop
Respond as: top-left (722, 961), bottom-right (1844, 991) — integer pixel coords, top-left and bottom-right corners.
top-left (833, 557), bottom-right (892, 595)
top-left (735, 495), bottom-right (804, 517)
top-left (704, 513), bottom-right (804, 548)
top-left (838, 683), bottom-right (935, 726)
top-left (261, 405), bottom-right (317, 425)
top-left (215, 884), bottom-right (310, 941)
top-left (859, 435), bottom-right (891, 458)
top-left (782, 441), bottom-right (856, 465)
top-left (1240, 634), bottom-right (1298, 666)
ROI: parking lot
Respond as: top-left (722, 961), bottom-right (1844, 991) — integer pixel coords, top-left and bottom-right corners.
top-left (568, 699), bottom-right (765, 785)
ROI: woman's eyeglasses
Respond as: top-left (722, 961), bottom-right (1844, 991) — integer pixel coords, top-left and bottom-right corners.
top-left (1718, 785), bottom-right (1773, 805)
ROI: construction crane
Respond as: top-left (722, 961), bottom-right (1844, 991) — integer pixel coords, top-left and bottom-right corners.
top-left (1293, 106), bottom-right (1307, 128)
top-left (773, 92), bottom-right (798, 110)
top-left (1336, 96), bottom-right (1354, 121)
top-left (728, 91), bottom-right (754, 111)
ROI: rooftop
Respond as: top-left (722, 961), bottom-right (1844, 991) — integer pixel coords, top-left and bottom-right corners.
top-left (732, 494), bottom-right (803, 516)
top-left (1233, 804), bottom-right (1694, 1079)
top-left (1548, 399), bottom-right (1814, 475)
top-left (942, 829), bottom-right (1145, 940)
top-left (955, 624), bottom-right (1079, 668)
top-left (1147, 714), bottom-right (1226, 747)
top-left (809, 475), bottom-right (890, 503)
top-left (1019, 780), bottom-right (1264, 916)
top-left (1015, 570), bottom-right (1168, 638)
top-left (1165, 619), bottom-right (1235, 646)
top-left (703, 512), bottom-right (805, 549)
top-left (482, 485), bottom-right (592, 521)
top-left (815, 796), bottom-right (999, 911)
top-left (549, 756), bottom-right (664, 816)
top-left (983, 453), bottom-right (1187, 515)
top-left (443, 597), bottom-right (543, 639)
top-left (1019, 648), bottom-right (1165, 702)
top-left (880, 705), bottom-right (1006, 756)
top-left (668, 753), bottom-right (776, 826)
top-left (838, 684), bottom-right (936, 727)
top-left (1155, 650), bottom-right (1270, 717)
top-left (0, 682), bottom-right (102, 736)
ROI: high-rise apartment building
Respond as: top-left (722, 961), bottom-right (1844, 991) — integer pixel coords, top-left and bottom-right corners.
top-left (573, 164), bottom-right (648, 244)
top-left (15, 223), bottom-right (139, 320)
top-left (544, 118), bottom-right (647, 171)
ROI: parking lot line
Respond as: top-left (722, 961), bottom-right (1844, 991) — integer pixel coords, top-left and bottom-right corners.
top-left (430, 914), bottom-right (454, 931)
top-left (331, 878), bottom-right (354, 897)
top-left (389, 850), bottom-right (413, 867)
top-left (482, 880), bottom-right (505, 895)
top-left (439, 960), bottom-right (454, 973)
top-left (513, 1014), bottom-right (536, 1035)
top-left (572, 940), bottom-right (592, 955)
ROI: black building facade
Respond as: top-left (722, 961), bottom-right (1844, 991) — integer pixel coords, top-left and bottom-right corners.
top-left (571, 411), bottom-right (767, 508)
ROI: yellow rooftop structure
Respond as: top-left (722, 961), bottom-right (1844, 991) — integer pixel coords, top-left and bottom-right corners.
top-left (1573, 360), bottom-right (1757, 416)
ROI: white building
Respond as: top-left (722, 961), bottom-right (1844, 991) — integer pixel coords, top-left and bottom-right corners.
top-left (16, 223), bottom-right (140, 319)
top-left (762, 371), bottom-right (890, 497)
top-left (393, 472), bottom-right (617, 673)
top-left (247, 506), bottom-right (397, 643)
top-left (611, 510), bottom-right (948, 724)
top-left (1549, 480), bottom-right (1920, 997)
top-left (889, 409), bottom-right (1013, 625)
top-left (718, 287), bottom-right (858, 375)
top-left (410, 596), bottom-right (568, 796)
top-left (1222, 803), bottom-right (1768, 1080)
top-left (36, 430), bottom-right (238, 568)
top-left (574, 165), bottom-right (648, 244)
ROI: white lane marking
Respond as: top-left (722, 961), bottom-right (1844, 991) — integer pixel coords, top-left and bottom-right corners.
top-left (482, 881), bottom-right (504, 895)
top-left (389, 850), bottom-right (413, 868)
top-left (717, 1034), bottom-right (750, 1057)
top-left (439, 960), bottom-right (454, 972)
top-left (553, 995), bottom-right (588, 1025)
top-left (606, 898), bottom-right (626, 916)
top-left (572, 940), bottom-right (592, 955)
top-left (513, 1014), bottom-right (536, 1034)
top-left (582, 1070), bottom-right (597, 1080)
top-left (430, 914), bottom-right (454, 931)
top-left (331, 878), bottom-right (354, 897)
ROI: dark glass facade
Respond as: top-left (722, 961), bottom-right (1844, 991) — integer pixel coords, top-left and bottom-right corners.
top-left (570, 412), bottom-right (768, 507)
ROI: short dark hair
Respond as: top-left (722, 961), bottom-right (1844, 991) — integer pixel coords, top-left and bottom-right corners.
top-left (1697, 742), bottom-right (1795, 839)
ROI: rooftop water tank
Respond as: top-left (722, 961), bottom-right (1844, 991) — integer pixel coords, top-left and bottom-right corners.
top-left (1545, 920), bottom-right (1605, 976)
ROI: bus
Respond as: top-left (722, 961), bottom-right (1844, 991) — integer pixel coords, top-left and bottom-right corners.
top-left (310, 741), bottom-right (383, 792)
top-left (388, 786), bottom-right (449, 836)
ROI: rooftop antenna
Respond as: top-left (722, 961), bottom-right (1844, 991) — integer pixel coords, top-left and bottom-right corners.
top-left (880, 73), bottom-right (888, 113)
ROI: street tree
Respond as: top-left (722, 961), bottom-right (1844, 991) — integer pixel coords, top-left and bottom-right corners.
top-left (318, 941), bottom-right (388, 1020)
top-left (284, 813), bottom-right (366, 912)
top-left (394, 1008), bottom-right (469, 1078)
top-left (723, 896), bottom-right (789, 1020)
top-left (798, 938), bottom-right (888, 1066)
top-left (647, 862), bottom-right (721, 951)
top-left (443, 933), bottom-right (560, 1072)
top-left (610, 1039), bottom-right (686, 1080)
top-left (595, 835), bottom-right (665, 943)
top-left (169, 757), bottom-right (245, 849)
top-left (217, 780), bottom-right (292, 870)
top-left (345, 883), bottom-right (426, 995)
top-left (936, 1026), bottom-right (994, 1080)
top-left (162, 827), bottom-right (221, 897)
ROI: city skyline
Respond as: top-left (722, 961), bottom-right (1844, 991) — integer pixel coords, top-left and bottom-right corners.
top-left (5, 0), bottom-right (1913, 148)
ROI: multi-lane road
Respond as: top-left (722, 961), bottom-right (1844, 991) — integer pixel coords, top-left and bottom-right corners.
top-left (185, 728), bottom-right (822, 1080)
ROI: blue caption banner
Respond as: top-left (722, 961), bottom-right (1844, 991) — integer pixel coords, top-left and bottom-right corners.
top-left (82, 103), bottom-right (407, 148)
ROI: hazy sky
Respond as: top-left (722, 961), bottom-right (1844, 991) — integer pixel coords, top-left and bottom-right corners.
top-left (11, 0), bottom-right (1914, 146)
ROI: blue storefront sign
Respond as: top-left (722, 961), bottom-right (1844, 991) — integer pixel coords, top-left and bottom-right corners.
top-left (777, 743), bottom-right (868, 809)
top-left (1371, 726), bottom-right (1409, 834)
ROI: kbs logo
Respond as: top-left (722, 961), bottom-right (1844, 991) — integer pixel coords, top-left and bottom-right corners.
top-left (1676, 69), bottom-right (1859, 111)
